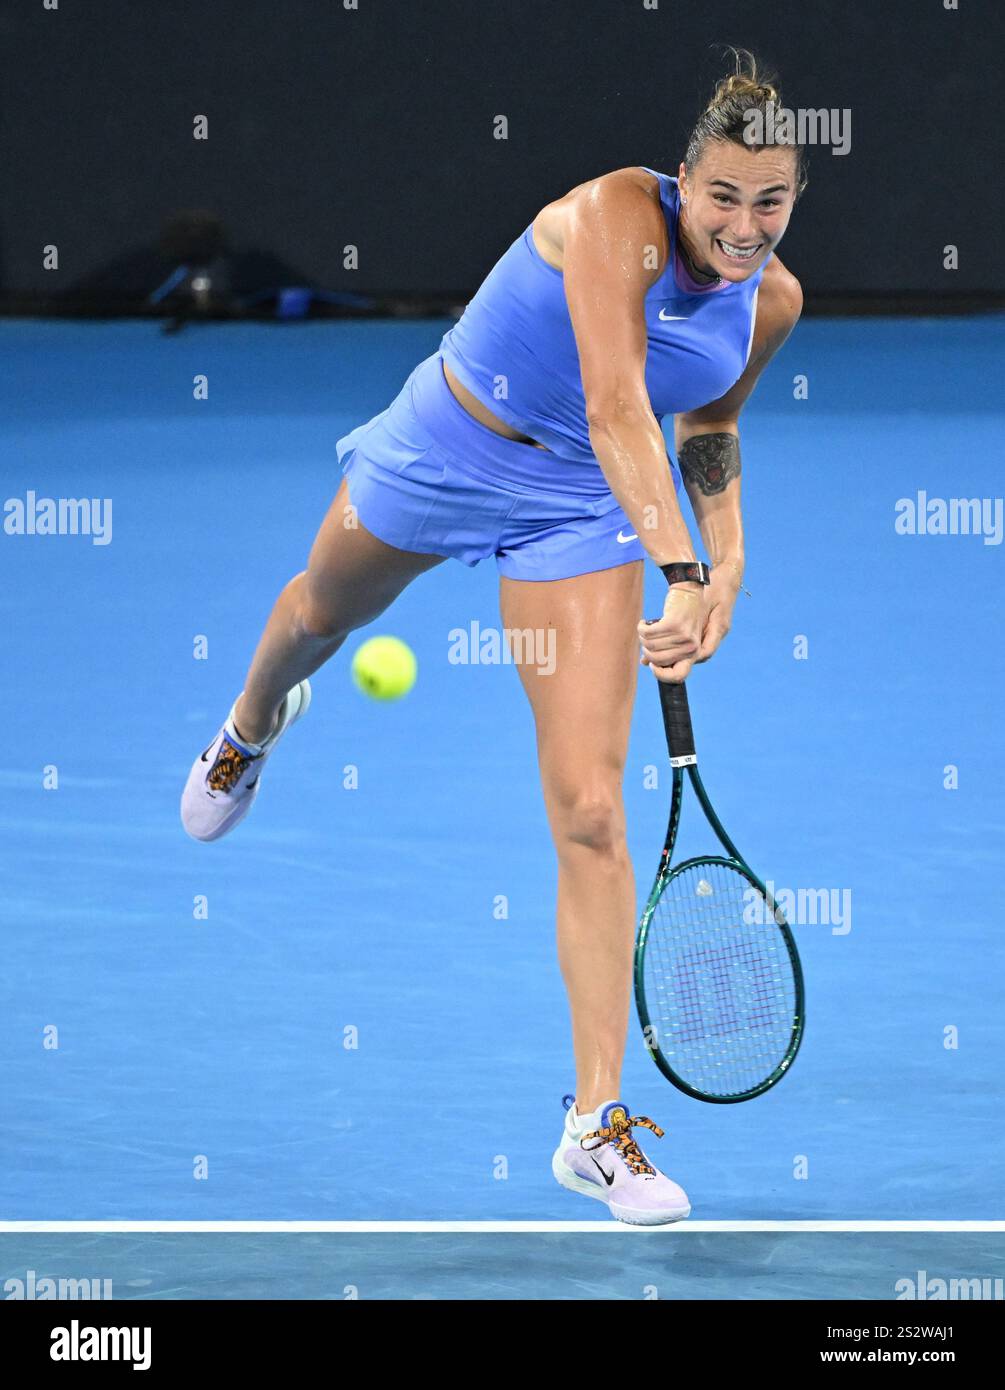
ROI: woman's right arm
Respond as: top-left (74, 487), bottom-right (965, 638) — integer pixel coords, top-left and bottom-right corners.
top-left (561, 170), bottom-right (704, 679)
top-left (563, 172), bottom-right (696, 566)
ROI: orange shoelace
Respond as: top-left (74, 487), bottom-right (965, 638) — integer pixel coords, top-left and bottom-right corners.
top-left (207, 738), bottom-right (255, 793)
top-left (581, 1114), bottom-right (665, 1177)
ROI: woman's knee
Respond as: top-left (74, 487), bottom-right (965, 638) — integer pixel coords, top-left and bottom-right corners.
top-left (549, 783), bottom-right (627, 856)
top-left (298, 589), bottom-right (350, 641)
top-left (297, 570), bottom-right (390, 642)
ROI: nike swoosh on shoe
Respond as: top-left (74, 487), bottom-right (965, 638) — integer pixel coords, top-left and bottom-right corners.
top-left (590, 1157), bottom-right (615, 1187)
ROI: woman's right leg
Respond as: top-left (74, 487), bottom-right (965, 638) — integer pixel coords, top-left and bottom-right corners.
top-left (233, 479), bottom-right (444, 743)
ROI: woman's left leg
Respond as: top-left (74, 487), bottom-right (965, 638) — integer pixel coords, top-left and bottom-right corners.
top-left (499, 560), bottom-right (643, 1113)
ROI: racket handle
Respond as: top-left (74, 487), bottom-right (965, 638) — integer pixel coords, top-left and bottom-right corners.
top-left (659, 679), bottom-right (697, 767)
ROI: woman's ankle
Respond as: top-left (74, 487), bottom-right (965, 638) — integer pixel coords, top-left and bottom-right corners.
top-left (233, 693), bottom-right (280, 746)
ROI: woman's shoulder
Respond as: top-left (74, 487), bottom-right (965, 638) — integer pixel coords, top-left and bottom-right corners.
top-left (757, 254), bottom-right (803, 338)
top-left (761, 254), bottom-right (800, 321)
top-left (532, 167), bottom-right (668, 271)
top-left (540, 167), bottom-right (666, 224)
top-left (573, 165), bottom-right (667, 205)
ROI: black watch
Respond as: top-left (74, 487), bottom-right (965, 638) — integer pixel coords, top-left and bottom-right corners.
top-left (660, 561), bottom-right (711, 587)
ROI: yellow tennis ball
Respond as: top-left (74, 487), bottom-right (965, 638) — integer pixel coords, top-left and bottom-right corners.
top-left (351, 635), bottom-right (417, 701)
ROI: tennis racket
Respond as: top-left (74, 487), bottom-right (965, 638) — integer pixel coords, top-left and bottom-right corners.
top-left (634, 678), bottom-right (804, 1102)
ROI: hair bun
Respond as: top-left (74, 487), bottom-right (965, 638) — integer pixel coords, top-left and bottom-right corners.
top-left (708, 73), bottom-right (779, 110)
top-left (705, 47), bottom-right (780, 110)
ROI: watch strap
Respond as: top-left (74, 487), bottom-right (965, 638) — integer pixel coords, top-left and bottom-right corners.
top-left (660, 561), bottom-right (711, 587)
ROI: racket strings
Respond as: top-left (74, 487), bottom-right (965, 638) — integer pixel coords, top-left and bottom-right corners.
top-left (645, 858), bottom-right (797, 1098)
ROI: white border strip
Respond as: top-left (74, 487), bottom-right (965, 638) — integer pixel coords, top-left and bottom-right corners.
top-left (1, 1221), bottom-right (1002, 1235)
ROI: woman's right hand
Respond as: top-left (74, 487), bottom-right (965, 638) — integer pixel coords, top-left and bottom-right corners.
top-left (637, 584), bottom-right (706, 683)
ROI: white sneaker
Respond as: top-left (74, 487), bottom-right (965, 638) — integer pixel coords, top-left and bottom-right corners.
top-left (181, 680), bottom-right (311, 842)
top-left (552, 1096), bottom-right (691, 1225)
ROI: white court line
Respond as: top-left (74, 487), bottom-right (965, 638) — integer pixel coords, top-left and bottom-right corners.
top-left (0, 1221), bottom-right (1003, 1235)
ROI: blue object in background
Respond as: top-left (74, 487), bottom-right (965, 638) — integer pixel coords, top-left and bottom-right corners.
top-left (275, 287), bottom-right (313, 320)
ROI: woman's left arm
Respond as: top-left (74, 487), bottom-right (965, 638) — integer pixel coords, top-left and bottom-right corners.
top-left (673, 259), bottom-right (803, 662)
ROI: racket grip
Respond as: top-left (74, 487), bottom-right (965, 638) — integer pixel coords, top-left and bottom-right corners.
top-left (659, 679), bottom-right (697, 766)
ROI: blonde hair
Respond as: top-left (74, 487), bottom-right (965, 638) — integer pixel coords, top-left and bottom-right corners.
top-left (684, 48), bottom-right (808, 198)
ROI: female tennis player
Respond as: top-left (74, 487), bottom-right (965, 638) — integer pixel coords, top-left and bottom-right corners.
top-left (182, 53), bottom-right (805, 1225)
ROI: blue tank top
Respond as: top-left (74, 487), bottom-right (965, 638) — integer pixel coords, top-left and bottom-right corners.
top-left (439, 169), bottom-right (766, 466)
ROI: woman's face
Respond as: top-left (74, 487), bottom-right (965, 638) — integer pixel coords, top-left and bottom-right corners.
top-left (677, 140), bottom-right (798, 282)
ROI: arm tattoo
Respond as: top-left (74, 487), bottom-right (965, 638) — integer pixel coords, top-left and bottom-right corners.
top-left (679, 432), bottom-right (741, 496)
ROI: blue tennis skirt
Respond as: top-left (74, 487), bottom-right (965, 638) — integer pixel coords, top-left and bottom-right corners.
top-left (335, 352), bottom-right (681, 582)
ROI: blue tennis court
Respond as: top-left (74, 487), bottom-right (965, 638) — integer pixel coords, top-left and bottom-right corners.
top-left (2, 315), bottom-right (1003, 1298)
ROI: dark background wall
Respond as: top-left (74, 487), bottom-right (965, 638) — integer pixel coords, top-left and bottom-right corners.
top-left (1, 0), bottom-right (1001, 304)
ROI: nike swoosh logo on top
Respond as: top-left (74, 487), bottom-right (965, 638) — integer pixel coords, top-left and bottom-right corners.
top-left (590, 1156), bottom-right (615, 1187)
top-left (658, 310), bottom-right (689, 321)
top-left (617, 530), bottom-right (638, 544)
